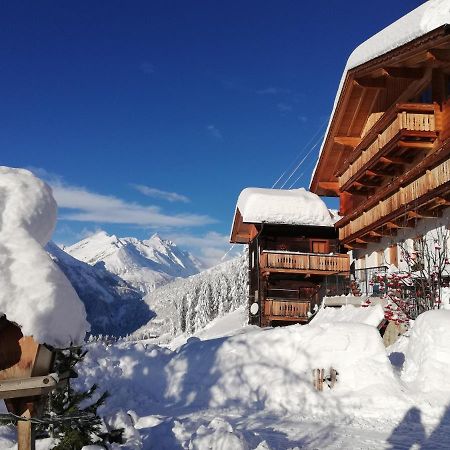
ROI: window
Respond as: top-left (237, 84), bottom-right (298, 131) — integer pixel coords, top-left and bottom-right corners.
top-left (311, 240), bottom-right (328, 254)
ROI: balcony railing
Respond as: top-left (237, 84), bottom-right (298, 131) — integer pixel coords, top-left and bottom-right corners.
top-left (260, 251), bottom-right (350, 274)
top-left (264, 298), bottom-right (310, 319)
top-left (340, 157), bottom-right (450, 241)
top-left (339, 103), bottom-right (439, 189)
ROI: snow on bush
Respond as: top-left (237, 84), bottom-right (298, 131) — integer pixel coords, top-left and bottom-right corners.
top-left (402, 310), bottom-right (450, 400)
top-left (0, 167), bottom-right (88, 346)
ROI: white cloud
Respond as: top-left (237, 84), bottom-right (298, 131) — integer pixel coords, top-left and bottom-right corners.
top-left (51, 182), bottom-right (215, 227)
top-left (131, 184), bottom-right (190, 203)
top-left (140, 61), bottom-right (155, 74)
top-left (257, 86), bottom-right (291, 95)
top-left (167, 231), bottom-right (241, 268)
top-left (277, 102), bottom-right (293, 113)
top-left (206, 124), bottom-right (223, 140)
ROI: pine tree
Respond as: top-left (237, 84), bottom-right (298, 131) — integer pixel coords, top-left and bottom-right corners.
top-left (39, 347), bottom-right (123, 449)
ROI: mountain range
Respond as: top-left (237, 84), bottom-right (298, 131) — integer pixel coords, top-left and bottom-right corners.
top-left (64, 231), bottom-right (204, 294)
top-left (47, 231), bottom-right (206, 336)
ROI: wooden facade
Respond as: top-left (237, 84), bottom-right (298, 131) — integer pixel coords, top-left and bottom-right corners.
top-left (311, 25), bottom-right (450, 251)
top-left (231, 219), bottom-right (350, 327)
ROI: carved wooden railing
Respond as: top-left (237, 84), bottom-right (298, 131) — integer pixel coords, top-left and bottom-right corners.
top-left (339, 103), bottom-right (439, 189)
top-left (260, 252), bottom-right (350, 273)
top-left (340, 157), bottom-right (450, 240)
top-left (264, 299), bottom-right (310, 319)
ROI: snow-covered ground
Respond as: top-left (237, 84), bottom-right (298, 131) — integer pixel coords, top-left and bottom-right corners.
top-left (3, 307), bottom-right (449, 449)
top-left (77, 309), bottom-right (450, 449)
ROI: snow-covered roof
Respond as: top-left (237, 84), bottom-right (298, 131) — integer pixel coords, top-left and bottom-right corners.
top-left (236, 187), bottom-right (333, 227)
top-left (311, 0), bottom-right (450, 186)
top-left (0, 167), bottom-right (89, 347)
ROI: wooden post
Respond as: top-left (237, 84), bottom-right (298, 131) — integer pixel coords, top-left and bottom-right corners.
top-left (18, 409), bottom-right (34, 450)
top-left (330, 368), bottom-right (337, 389)
top-left (313, 368), bottom-right (324, 391)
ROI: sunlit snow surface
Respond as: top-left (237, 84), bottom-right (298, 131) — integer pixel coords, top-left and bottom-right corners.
top-left (0, 167), bottom-right (88, 346)
top-left (236, 187), bottom-right (333, 227)
top-left (2, 308), bottom-right (449, 449)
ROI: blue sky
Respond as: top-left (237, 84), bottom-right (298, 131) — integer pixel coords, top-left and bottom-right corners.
top-left (1, 0), bottom-right (423, 266)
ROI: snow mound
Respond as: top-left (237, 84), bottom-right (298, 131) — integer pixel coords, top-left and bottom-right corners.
top-left (402, 310), bottom-right (450, 401)
top-left (188, 418), bottom-right (249, 450)
top-left (79, 321), bottom-right (404, 432)
top-left (0, 167), bottom-right (88, 346)
top-left (311, 305), bottom-right (385, 328)
top-left (163, 322), bottom-right (401, 415)
top-left (236, 187), bottom-right (333, 227)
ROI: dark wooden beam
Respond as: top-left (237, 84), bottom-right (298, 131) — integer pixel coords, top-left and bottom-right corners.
top-left (356, 236), bottom-right (380, 244)
top-left (426, 197), bottom-right (450, 210)
top-left (398, 141), bottom-right (434, 150)
top-left (386, 221), bottom-right (411, 229)
top-left (382, 67), bottom-right (426, 79)
top-left (379, 156), bottom-right (405, 165)
top-left (407, 211), bottom-right (437, 219)
top-left (352, 180), bottom-right (380, 189)
top-left (344, 242), bottom-right (367, 249)
top-left (353, 76), bottom-right (387, 89)
top-left (317, 181), bottom-right (339, 194)
top-left (334, 136), bottom-right (362, 147)
top-left (427, 48), bottom-right (450, 63)
top-left (365, 169), bottom-right (392, 177)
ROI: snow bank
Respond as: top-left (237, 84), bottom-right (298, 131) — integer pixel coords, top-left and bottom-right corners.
top-left (80, 321), bottom-right (403, 426)
top-left (311, 305), bottom-right (385, 328)
top-left (0, 167), bottom-right (88, 346)
top-left (236, 187), bottom-right (333, 227)
top-left (402, 310), bottom-right (450, 401)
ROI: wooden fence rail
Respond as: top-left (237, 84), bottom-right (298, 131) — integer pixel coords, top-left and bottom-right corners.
top-left (260, 252), bottom-right (350, 273)
top-left (340, 157), bottom-right (450, 240)
top-left (339, 104), bottom-right (438, 188)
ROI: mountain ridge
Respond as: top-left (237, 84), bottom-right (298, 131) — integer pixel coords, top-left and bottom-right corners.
top-left (65, 231), bottom-right (205, 294)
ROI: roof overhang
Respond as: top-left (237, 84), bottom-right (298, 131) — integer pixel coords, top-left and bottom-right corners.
top-left (310, 25), bottom-right (450, 196)
top-left (229, 208), bottom-right (259, 244)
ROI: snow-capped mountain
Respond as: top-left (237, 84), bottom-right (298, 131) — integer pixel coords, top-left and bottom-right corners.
top-left (65, 231), bottom-right (204, 294)
top-left (132, 251), bottom-right (248, 342)
top-left (46, 242), bottom-right (152, 336)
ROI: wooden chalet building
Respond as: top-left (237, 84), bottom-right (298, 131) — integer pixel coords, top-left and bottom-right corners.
top-left (311, 2), bottom-right (450, 276)
top-left (230, 188), bottom-right (350, 326)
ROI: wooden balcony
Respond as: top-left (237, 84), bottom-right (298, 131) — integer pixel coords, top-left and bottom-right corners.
top-left (260, 251), bottom-right (350, 275)
top-left (340, 157), bottom-right (450, 243)
top-left (264, 298), bottom-right (310, 321)
top-left (338, 103), bottom-right (440, 192)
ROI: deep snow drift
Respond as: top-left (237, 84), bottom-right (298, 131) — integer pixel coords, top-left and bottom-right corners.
top-left (68, 309), bottom-right (450, 448)
top-left (0, 167), bottom-right (88, 346)
top-left (2, 306), bottom-right (450, 448)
